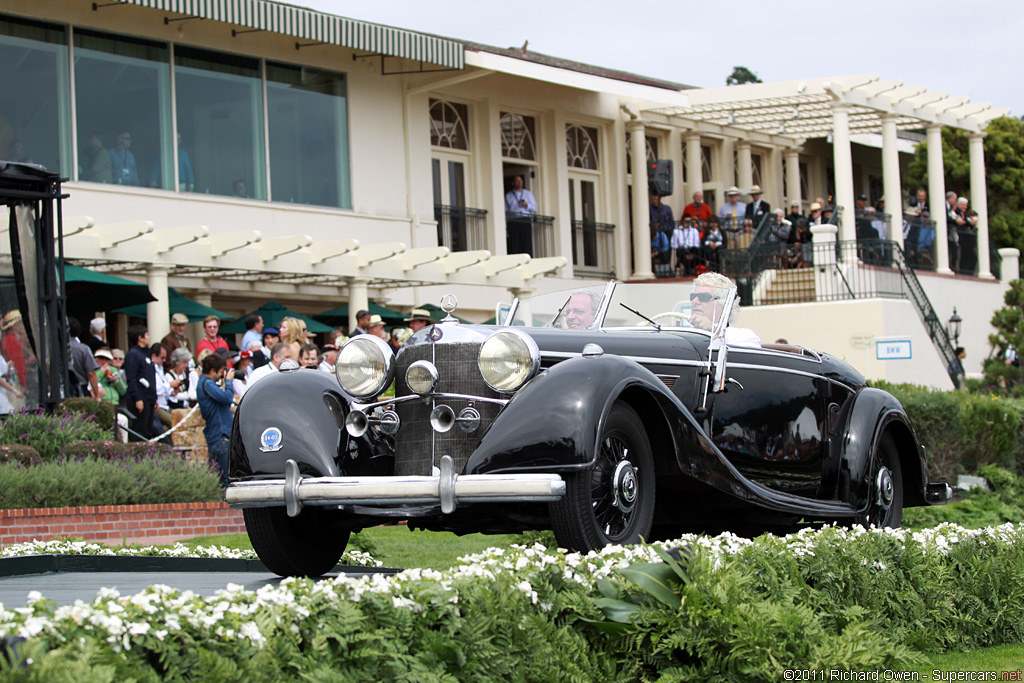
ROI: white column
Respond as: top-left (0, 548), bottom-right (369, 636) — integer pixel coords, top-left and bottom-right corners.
top-left (998, 248), bottom-right (1019, 285)
top-left (347, 277), bottom-right (370, 332)
top-left (667, 128), bottom-right (683, 212)
top-left (784, 148), bottom-right (801, 208)
top-left (685, 132), bottom-right (702, 198)
top-left (927, 124), bottom-right (951, 274)
top-left (968, 132), bottom-right (992, 278)
top-left (721, 137), bottom-right (736, 189)
top-left (831, 102), bottom-right (856, 242)
top-left (628, 120), bottom-right (654, 280)
top-left (880, 114), bottom-right (904, 249)
top-left (768, 146), bottom-right (783, 209)
top-left (736, 141), bottom-right (753, 194)
top-left (145, 264), bottom-right (172, 341)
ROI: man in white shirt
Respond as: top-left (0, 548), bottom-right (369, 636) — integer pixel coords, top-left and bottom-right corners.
top-left (240, 314), bottom-right (264, 353)
top-left (248, 342), bottom-right (294, 386)
top-left (671, 217), bottom-right (703, 276)
top-left (318, 344), bottom-right (339, 374)
top-left (688, 272), bottom-right (762, 348)
top-left (505, 174), bottom-right (539, 255)
top-left (717, 186), bottom-right (745, 232)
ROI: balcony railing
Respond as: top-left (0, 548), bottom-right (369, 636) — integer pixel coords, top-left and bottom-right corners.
top-left (506, 213), bottom-right (556, 258)
top-left (572, 220), bottom-right (616, 279)
top-left (435, 204), bottom-right (487, 252)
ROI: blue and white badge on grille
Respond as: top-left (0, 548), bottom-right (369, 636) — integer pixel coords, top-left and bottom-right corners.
top-left (428, 326), bottom-right (443, 342)
top-left (259, 427), bottom-right (283, 452)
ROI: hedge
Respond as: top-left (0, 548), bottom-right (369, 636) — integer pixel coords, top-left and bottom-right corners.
top-left (0, 410), bottom-right (109, 461)
top-left (872, 381), bottom-right (1024, 481)
top-left (0, 523), bottom-right (1020, 681)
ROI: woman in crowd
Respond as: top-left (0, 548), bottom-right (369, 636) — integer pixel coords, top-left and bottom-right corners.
top-left (280, 317), bottom-right (307, 360)
top-left (165, 347), bottom-right (192, 409)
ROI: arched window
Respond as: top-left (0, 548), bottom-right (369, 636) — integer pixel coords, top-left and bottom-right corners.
top-left (429, 99), bottom-right (469, 150)
top-left (500, 112), bottom-right (536, 160)
top-left (566, 124), bottom-right (599, 170)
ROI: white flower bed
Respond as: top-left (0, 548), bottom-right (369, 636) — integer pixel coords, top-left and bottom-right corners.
top-left (0, 523), bottom-right (1019, 653)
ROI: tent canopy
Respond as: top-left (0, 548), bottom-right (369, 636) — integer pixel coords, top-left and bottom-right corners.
top-left (314, 302), bottom-right (406, 326)
top-left (114, 288), bottom-right (230, 322)
top-left (220, 301), bottom-right (333, 334)
top-left (64, 264), bottom-right (155, 312)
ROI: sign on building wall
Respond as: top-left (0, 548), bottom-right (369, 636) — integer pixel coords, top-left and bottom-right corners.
top-left (875, 338), bottom-right (913, 360)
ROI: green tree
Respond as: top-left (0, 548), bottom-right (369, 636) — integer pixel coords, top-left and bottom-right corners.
top-left (726, 66), bottom-right (762, 86)
top-left (984, 278), bottom-right (1024, 390)
top-left (905, 117), bottom-right (1024, 250)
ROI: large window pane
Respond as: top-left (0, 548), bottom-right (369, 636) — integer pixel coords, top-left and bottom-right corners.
top-left (0, 15), bottom-right (70, 176)
top-left (175, 46), bottom-right (264, 198)
top-left (73, 28), bottom-right (170, 187)
top-left (267, 62), bottom-right (350, 208)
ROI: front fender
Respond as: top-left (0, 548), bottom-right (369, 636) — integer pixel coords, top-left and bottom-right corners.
top-left (228, 370), bottom-right (387, 480)
top-left (829, 387), bottom-right (928, 509)
top-left (465, 354), bottom-right (675, 474)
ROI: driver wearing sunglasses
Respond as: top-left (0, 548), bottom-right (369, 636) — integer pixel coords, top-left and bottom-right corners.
top-left (689, 272), bottom-right (762, 348)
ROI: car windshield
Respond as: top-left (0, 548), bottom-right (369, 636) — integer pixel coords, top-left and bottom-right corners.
top-left (505, 281), bottom-right (736, 335)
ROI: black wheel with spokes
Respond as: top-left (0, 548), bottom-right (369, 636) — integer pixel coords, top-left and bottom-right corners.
top-left (244, 507), bottom-right (351, 577)
top-left (859, 433), bottom-right (904, 528)
top-left (550, 401), bottom-right (655, 551)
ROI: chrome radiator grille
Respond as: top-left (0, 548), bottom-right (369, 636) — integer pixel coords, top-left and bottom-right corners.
top-left (394, 342), bottom-right (502, 476)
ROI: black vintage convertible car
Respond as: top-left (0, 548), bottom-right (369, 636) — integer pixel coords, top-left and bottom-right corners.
top-left (226, 281), bottom-right (950, 577)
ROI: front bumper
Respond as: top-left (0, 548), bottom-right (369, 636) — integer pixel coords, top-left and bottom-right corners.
top-left (226, 456), bottom-right (566, 517)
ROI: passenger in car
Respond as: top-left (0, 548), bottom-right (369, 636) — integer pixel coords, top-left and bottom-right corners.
top-left (689, 272), bottom-right (762, 348)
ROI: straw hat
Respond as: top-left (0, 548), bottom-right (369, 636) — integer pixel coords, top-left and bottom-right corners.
top-left (749, 185), bottom-right (763, 195)
top-left (94, 348), bottom-right (113, 360)
top-left (809, 202), bottom-right (823, 211)
top-left (725, 186), bottom-right (741, 196)
top-left (1, 311), bottom-right (21, 331)
top-left (404, 308), bottom-right (435, 324)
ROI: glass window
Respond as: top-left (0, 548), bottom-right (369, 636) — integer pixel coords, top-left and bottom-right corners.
top-left (73, 28), bottom-right (170, 187)
top-left (500, 112), bottom-right (535, 160)
top-left (174, 45), bottom-right (264, 198)
top-left (0, 15), bottom-right (71, 176)
top-left (625, 133), bottom-right (657, 174)
top-left (566, 124), bottom-right (599, 170)
top-left (266, 62), bottom-right (350, 208)
top-left (429, 99), bottom-right (468, 150)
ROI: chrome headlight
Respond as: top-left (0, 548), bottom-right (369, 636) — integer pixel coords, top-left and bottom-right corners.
top-left (478, 329), bottom-right (540, 393)
top-left (336, 335), bottom-right (394, 398)
top-left (406, 360), bottom-right (438, 396)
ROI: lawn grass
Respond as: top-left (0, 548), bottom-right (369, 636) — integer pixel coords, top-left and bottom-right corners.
top-left (922, 643), bottom-right (1024, 674)
top-left (183, 524), bottom-right (525, 570)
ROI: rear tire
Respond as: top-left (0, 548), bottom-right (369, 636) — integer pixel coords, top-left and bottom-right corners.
top-left (859, 433), bottom-right (904, 528)
top-left (550, 401), bottom-right (655, 551)
top-left (244, 507), bottom-right (350, 577)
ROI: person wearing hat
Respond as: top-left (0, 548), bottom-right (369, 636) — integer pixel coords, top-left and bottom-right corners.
top-left (805, 201), bottom-right (824, 226)
top-left (718, 186), bottom-right (745, 231)
top-left (85, 317), bottom-right (107, 353)
top-left (350, 309), bottom-right (371, 336)
top-left (160, 312), bottom-right (192, 371)
top-left (366, 314), bottom-right (386, 342)
top-left (94, 347), bottom-right (126, 406)
top-left (404, 308), bottom-right (435, 333)
top-left (318, 344), bottom-right (339, 373)
top-left (744, 185), bottom-right (771, 227)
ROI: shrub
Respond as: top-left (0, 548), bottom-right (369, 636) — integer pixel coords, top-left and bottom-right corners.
top-left (57, 398), bottom-right (116, 432)
top-left (0, 410), bottom-right (109, 461)
top-left (0, 453), bottom-right (222, 508)
top-left (0, 445), bottom-right (41, 466)
top-left (61, 441), bottom-right (176, 461)
top-left (905, 465), bottom-right (1024, 530)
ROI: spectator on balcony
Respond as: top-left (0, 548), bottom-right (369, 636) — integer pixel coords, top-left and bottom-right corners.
top-left (683, 191), bottom-right (713, 223)
top-left (855, 194), bottom-right (869, 217)
top-left (744, 185), bottom-right (771, 228)
top-left (651, 228), bottom-right (670, 276)
top-left (806, 201), bottom-right (824, 226)
top-left (947, 191), bottom-right (964, 272)
top-left (962, 207), bottom-right (979, 273)
top-left (108, 131), bottom-right (139, 186)
top-left (80, 132), bottom-right (112, 184)
top-left (786, 200), bottom-right (804, 227)
top-left (672, 216), bottom-right (703, 276)
top-left (772, 208), bottom-right (792, 243)
top-left (906, 188), bottom-right (932, 266)
top-left (718, 187), bottom-right (745, 232)
top-left (787, 219), bottom-right (812, 269)
top-left (703, 218), bottom-right (725, 272)
top-left (505, 174), bottom-right (538, 255)
top-left (649, 192), bottom-right (675, 238)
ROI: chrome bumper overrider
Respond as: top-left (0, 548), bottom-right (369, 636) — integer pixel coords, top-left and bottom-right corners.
top-left (226, 456), bottom-right (566, 517)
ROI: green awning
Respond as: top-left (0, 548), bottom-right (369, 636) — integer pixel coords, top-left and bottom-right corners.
top-left (113, 288), bottom-right (231, 322)
top-left (314, 302), bottom-right (406, 326)
top-left (121, 0), bottom-right (464, 69)
top-left (63, 264), bottom-right (155, 312)
top-left (220, 301), bottom-right (333, 334)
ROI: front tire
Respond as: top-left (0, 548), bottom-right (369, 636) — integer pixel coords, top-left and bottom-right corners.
top-left (244, 507), bottom-right (351, 577)
top-left (859, 433), bottom-right (904, 528)
top-left (550, 401), bottom-right (655, 551)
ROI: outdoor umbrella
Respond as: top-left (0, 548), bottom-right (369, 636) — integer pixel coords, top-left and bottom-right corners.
top-left (63, 264), bottom-right (155, 312)
top-left (220, 301), bottom-right (333, 334)
top-left (113, 288), bottom-right (231, 322)
top-left (313, 301), bottom-right (406, 326)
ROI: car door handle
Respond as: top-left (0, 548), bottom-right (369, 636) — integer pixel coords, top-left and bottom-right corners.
top-left (726, 378), bottom-right (744, 390)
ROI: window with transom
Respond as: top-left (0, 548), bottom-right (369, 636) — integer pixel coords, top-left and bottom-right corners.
top-left (429, 99), bottom-right (469, 150)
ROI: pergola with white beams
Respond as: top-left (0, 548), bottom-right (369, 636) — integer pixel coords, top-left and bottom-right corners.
top-left (633, 74), bottom-right (1010, 278)
top-left (8, 211), bottom-right (565, 340)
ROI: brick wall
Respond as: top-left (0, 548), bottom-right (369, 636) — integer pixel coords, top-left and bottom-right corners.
top-left (0, 502), bottom-right (246, 545)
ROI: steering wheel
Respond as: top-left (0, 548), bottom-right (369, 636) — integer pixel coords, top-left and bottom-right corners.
top-left (650, 311), bottom-right (690, 326)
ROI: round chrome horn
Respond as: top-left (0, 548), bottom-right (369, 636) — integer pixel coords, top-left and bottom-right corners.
top-left (429, 404), bottom-right (456, 433)
top-left (345, 410), bottom-right (369, 437)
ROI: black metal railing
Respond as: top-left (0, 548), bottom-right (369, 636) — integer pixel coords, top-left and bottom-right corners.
top-left (435, 204), bottom-right (488, 252)
top-left (505, 213), bottom-right (556, 258)
top-left (572, 220), bottom-right (616, 279)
